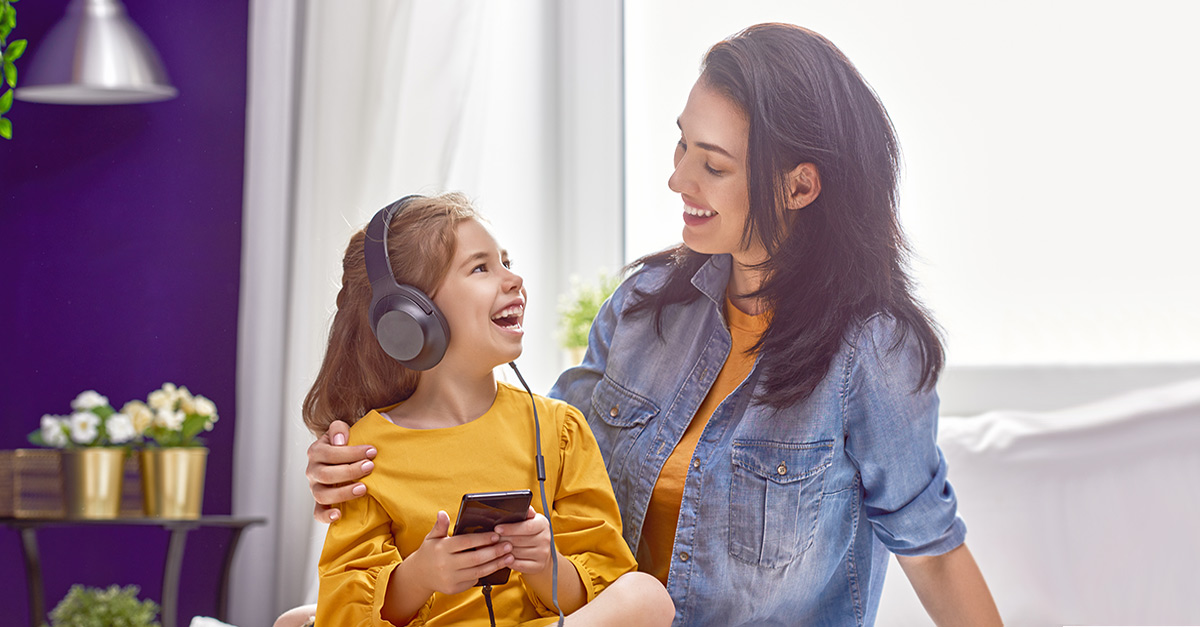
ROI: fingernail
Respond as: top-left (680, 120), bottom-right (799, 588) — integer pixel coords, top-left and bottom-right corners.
top-left (491, 533), bottom-right (500, 542)
top-left (330, 510), bottom-right (340, 521)
top-left (361, 460), bottom-right (374, 473)
top-left (332, 433), bottom-right (346, 446)
top-left (366, 447), bottom-right (377, 458)
top-left (352, 483), bottom-right (367, 496)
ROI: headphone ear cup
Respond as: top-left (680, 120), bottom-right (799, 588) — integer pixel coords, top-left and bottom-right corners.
top-left (370, 286), bottom-right (450, 371)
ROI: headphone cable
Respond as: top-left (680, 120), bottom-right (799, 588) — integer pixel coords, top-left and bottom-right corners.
top-left (508, 362), bottom-right (565, 627)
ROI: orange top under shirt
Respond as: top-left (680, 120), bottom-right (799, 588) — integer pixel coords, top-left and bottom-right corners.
top-left (638, 297), bottom-right (769, 584)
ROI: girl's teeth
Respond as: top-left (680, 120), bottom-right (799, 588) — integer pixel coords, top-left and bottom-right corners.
top-left (685, 206), bottom-right (715, 217)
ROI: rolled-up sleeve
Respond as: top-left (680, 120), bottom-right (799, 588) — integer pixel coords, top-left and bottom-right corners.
top-left (843, 315), bottom-right (967, 557)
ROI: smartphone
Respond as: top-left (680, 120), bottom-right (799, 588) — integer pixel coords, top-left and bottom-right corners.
top-left (452, 489), bottom-right (533, 586)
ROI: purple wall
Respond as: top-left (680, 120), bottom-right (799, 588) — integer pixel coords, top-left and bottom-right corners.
top-left (0, 0), bottom-right (248, 624)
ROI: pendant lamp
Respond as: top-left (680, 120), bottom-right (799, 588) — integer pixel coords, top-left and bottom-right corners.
top-left (14, 0), bottom-right (177, 104)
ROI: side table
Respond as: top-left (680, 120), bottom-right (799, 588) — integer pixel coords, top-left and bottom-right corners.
top-left (1, 515), bottom-right (266, 627)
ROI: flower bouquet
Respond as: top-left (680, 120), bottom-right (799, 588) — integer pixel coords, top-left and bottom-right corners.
top-left (122, 382), bottom-right (219, 448)
top-left (29, 390), bottom-right (137, 449)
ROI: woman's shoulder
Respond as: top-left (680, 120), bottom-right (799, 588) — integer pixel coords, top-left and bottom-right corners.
top-left (841, 311), bottom-right (929, 391)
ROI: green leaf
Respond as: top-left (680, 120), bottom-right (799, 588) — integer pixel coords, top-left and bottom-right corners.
top-left (0, 116), bottom-right (11, 140)
top-left (3, 60), bottom-right (14, 88)
top-left (3, 38), bottom-right (24, 61)
top-left (0, 88), bottom-right (10, 114)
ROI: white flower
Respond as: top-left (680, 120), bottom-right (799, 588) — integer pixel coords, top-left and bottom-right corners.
top-left (40, 415), bottom-right (69, 448)
top-left (106, 413), bottom-right (137, 444)
top-left (193, 396), bottom-right (217, 418)
top-left (69, 411), bottom-right (100, 445)
top-left (70, 390), bottom-right (109, 411)
top-left (179, 394), bottom-right (196, 415)
top-left (122, 401), bottom-right (154, 434)
top-left (148, 382), bottom-right (180, 411)
top-left (155, 407), bottom-right (186, 431)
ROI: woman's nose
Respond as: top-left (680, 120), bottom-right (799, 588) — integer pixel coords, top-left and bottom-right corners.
top-left (668, 155), bottom-right (691, 194)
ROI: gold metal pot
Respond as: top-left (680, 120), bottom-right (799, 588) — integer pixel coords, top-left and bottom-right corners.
top-left (60, 448), bottom-right (127, 519)
top-left (140, 447), bottom-right (207, 519)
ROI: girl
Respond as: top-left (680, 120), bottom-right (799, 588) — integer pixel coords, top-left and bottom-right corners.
top-left (304, 193), bottom-right (673, 626)
top-left (309, 24), bottom-right (1003, 626)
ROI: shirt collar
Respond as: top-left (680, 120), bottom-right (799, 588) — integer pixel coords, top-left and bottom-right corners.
top-left (689, 253), bottom-right (732, 306)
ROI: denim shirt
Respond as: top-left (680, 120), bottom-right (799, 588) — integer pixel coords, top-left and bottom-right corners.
top-left (550, 254), bottom-right (966, 627)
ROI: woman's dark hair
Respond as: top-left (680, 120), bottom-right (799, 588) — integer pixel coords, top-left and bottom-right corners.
top-left (630, 23), bottom-right (943, 408)
top-left (302, 193), bottom-right (481, 435)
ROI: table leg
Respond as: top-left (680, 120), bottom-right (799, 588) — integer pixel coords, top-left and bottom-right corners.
top-left (161, 526), bottom-right (190, 627)
top-left (216, 526), bottom-right (248, 621)
top-left (18, 527), bottom-right (44, 627)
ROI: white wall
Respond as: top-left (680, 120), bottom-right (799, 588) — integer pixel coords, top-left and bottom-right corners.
top-left (624, 1), bottom-right (1200, 411)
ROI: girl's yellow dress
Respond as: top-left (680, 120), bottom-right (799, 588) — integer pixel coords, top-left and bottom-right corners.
top-left (317, 382), bottom-right (637, 626)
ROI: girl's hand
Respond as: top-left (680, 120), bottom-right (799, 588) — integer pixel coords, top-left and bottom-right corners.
top-left (406, 511), bottom-right (517, 596)
top-left (494, 507), bottom-right (554, 575)
top-left (306, 419), bottom-right (377, 523)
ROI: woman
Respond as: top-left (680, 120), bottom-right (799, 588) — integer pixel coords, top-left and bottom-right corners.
top-left (308, 23), bottom-right (1001, 625)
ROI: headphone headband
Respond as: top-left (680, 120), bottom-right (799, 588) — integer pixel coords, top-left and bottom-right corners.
top-left (364, 194), bottom-right (451, 370)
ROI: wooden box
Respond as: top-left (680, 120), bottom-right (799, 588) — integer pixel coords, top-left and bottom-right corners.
top-left (0, 449), bottom-right (144, 518)
top-left (0, 449), bottom-right (64, 518)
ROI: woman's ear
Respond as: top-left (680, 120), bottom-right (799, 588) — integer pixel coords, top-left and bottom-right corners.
top-left (785, 163), bottom-right (821, 210)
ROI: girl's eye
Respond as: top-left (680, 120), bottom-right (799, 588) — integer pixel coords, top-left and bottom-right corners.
top-left (705, 164), bottom-right (724, 176)
top-left (472, 263), bottom-right (487, 274)
top-left (676, 139), bottom-right (687, 152)
top-left (502, 259), bottom-right (513, 270)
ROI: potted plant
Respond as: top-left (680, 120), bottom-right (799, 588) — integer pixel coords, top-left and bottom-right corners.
top-left (49, 584), bottom-right (160, 627)
top-left (557, 271), bottom-right (621, 366)
top-left (29, 391), bottom-right (138, 519)
top-left (123, 383), bottom-right (218, 519)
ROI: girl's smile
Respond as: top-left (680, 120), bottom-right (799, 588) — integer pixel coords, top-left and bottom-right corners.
top-left (432, 218), bottom-right (527, 373)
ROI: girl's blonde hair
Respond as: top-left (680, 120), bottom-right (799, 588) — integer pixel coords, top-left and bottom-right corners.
top-left (302, 193), bottom-right (481, 435)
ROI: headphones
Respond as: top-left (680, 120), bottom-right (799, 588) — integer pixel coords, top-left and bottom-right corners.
top-left (363, 195), bottom-right (451, 370)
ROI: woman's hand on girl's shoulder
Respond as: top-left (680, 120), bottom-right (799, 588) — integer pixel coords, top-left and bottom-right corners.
top-left (306, 419), bottom-right (377, 523)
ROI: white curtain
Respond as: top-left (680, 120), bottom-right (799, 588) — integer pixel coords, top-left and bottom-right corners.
top-left (230, 1), bottom-right (623, 625)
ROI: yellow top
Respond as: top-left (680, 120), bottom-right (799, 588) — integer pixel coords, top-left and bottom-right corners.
top-left (639, 298), bottom-right (769, 584)
top-left (317, 382), bottom-right (637, 627)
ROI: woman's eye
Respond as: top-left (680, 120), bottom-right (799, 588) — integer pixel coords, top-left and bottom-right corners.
top-left (676, 139), bottom-right (687, 152)
top-left (705, 164), bottom-right (724, 175)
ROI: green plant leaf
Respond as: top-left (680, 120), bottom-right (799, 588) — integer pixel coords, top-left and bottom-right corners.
top-left (2, 37), bottom-right (24, 61)
top-left (0, 88), bottom-right (10, 114)
top-left (3, 60), bottom-right (14, 88)
top-left (0, 116), bottom-right (11, 140)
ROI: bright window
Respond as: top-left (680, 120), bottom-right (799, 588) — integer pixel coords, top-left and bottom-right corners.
top-left (624, 1), bottom-right (1200, 371)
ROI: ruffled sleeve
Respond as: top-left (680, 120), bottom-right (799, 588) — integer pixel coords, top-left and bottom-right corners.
top-left (317, 493), bottom-right (426, 626)
top-left (523, 403), bottom-right (638, 605)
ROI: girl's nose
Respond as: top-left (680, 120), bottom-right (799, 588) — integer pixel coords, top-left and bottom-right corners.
top-left (503, 267), bottom-right (523, 292)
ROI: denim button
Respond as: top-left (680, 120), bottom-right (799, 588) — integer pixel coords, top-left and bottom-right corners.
top-left (609, 405), bottom-right (620, 417)
top-left (692, 457), bottom-right (701, 469)
top-left (679, 551), bottom-right (690, 562)
top-left (777, 462), bottom-right (788, 475)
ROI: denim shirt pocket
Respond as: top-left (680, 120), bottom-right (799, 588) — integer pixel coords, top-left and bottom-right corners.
top-left (729, 439), bottom-right (835, 568)
top-left (589, 376), bottom-right (660, 473)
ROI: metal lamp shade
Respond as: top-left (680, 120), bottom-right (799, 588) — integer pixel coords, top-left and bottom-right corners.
top-left (14, 0), bottom-right (177, 105)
